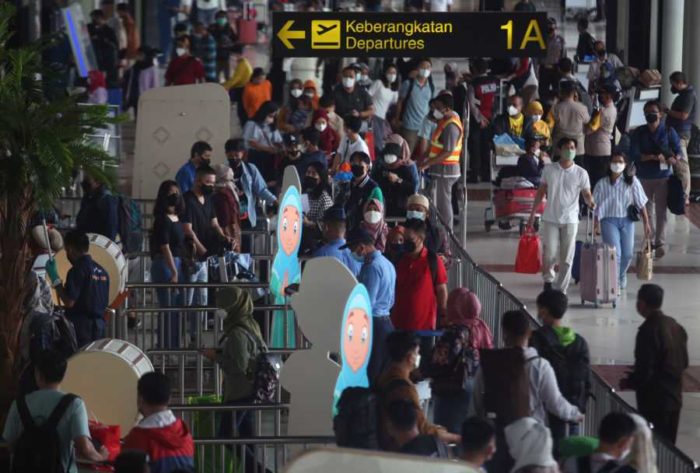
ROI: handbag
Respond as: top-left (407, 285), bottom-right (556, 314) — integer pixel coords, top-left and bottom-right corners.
top-left (514, 230), bottom-right (542, 274)
top-left (636, 240), bottom-right (653, 281)
top-left (627, 205), bottom-right (640, 222)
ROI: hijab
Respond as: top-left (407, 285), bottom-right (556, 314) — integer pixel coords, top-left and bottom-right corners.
top-left (384, 133), bottom-right (412, 164)
top-left (446, 288), bottom-right (494, 351)
top-left (303, 79), bottom-right (320, 109)
top-left (313, 109), bottom-right (340, 156)
top-left (627, 414), bottom-right (658, 473)
top-left (360, 198), bottom-right (388, 252)
top-left (217, 287), bottom-right (264, 345)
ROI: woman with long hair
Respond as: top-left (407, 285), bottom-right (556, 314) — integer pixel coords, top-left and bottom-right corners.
top-left (301, 161), bottom-right (333, 252)
top-left (626, 414), bottom-right (658, 473)
top-left (278, 78), bottom-right (304, 133)
top-left (593, 151), bottom-right (651, 291)
top-left (151, 180), bottom-right (186, 348)
top-left (242, 100), bottom-right (283, 187)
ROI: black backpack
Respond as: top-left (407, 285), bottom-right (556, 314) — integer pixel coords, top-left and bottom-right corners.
top-left (29, 311), bottom-right (79, 361)
top-left (399, 77), bottom-right (435, 121)
top-left (667, 174), bottom-right (686, 216)
top-left (11, 393), bottom-right (79, 473)
top-left (239, 329), bottom-right (281, 404)
top-left (576, 456), bottom-right (636, 473)
top-left (531, 327), bottom-right (590, 411)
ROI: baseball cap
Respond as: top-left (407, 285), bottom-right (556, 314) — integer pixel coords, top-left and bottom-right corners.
top-left (323, 206), bottom-right (346, 222)
top-left (340, 227), bottom-right (374, 249)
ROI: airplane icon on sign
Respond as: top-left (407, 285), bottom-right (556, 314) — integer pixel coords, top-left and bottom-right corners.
top-left (317, 23), bottom-right (337, 35)
top-left (311, 20), bottom-right (341, 49)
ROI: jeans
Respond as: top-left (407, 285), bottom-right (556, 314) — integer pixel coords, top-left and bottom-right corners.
top-left (197, 8), bottom-right (218, 26)
top-left (151, 256), bottom-right (184, 348)
top-left (641, 178), bottom-right (669, 247)
top-left (600, 217), bottom-right (635, 288)
top-left (429, 170), bottom-right (461, 231)
top-left (218, 400), bottom-right (270, 473)
top-left (186, 261), bottom-right (209, 344)
top-left (433, 380), bottom-right (474, 435)
top-left (542, 221), bottom-right (579, 294)
top-left (69, 316), bottom-right (105, 348)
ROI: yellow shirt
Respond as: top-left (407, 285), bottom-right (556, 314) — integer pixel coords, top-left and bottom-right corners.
top-left (508, 114), bottom-right (525, 137)
top-left (223, 58), bottom-right (253, 91)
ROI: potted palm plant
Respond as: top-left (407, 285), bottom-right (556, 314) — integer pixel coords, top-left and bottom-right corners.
top-left (0, 5), bottom-right (116, 423)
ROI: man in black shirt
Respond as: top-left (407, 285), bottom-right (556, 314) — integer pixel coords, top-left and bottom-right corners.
top-left (182, 166), bottom-right (230, 323)
top-left (76, 174), bottom-right (119, 242)
top-left (575, 18), bottom-right (596, 62)
top-left (333, 65), bottom-right (374, 122)
top-left (46, 231), bottom-right (110, 347)
top-left (386, 399), bottom-right (448, 458)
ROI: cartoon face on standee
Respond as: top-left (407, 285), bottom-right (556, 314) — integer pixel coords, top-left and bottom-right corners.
top-left (280, 205), bottom-right (300, 256)
top-left (343, 308), bottom-right (370, 372)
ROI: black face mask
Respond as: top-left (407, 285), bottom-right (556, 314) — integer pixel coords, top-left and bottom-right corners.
top-left (303, 176), bottom-right (319, 190)
top-left (228, 158), bottom-right (242, 169)
top-left (404, 240), bottom-right (416, 253)
top-left (671, 86), bottom-right (679, 94)
top-left (645, 113), bottom-right (659, 124)
top-left (201, 184), bottom-right (214, 196)
top-left (200, 159), bottom-right (211, 168)
top-left (80, 180), bottom-right (92, 194)
top-left (351, 164), bottom-right (365, 178)
top-left (597, 50), bottom-right (606, 59)
top-left (389, 243), bottom-right (406, 254)
top-left (166, 193), bottom-right (179, 207)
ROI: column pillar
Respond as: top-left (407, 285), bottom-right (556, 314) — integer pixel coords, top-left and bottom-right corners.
top-left (660, 0), bottom-right (684, 106)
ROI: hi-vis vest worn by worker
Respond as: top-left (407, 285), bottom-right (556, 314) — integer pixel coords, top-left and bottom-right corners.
top-left (428, 113), bottom-right (463, 165)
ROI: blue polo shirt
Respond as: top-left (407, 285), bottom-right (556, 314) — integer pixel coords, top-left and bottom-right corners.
top-left (358, 250), bottom-right (396, 317)
top-left (630, 122), bottom-right (682, 180)
top-left (399, 78), bottom-right (434, 131)
top-left (175, 161), bottom-right (197, 194)
top-left (313, 238), bottom-right (361, 276)
top-left (64, 254), bottom-right (109, 321)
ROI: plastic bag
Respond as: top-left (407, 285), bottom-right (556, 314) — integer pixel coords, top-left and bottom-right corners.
top-left (514, 230), bottom-right (542, 274)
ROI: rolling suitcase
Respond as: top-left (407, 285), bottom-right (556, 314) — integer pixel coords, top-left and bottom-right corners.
top-left (579, 212), bottom-right (618, 308)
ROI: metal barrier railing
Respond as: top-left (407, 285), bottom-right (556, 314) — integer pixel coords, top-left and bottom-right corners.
top-left (432, 206), bottom-right (700, 471)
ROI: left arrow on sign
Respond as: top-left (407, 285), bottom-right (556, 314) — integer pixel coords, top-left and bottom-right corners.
top-left (277, 20), bottom-right (306, 49)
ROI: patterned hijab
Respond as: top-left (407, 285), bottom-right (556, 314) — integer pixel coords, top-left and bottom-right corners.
top-left (446, 288), bottom-right (494, 351)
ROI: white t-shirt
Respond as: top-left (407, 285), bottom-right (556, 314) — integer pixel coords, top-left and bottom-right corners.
top-left (336, 135), bottom-right (370, 164)
top-left (181, 0), bottom-right (227, 11)
top-left (428, 0), bottom-right (453, 12)
top-left (369, 80), bottom-right (398, 122)
top-left (542, 162), bottom-right (590, 224)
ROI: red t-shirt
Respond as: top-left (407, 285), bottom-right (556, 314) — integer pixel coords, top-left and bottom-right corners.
top-left (391, 247), bottom-right (447, 331)
top-left (165, 55), bottom-right (205, 86)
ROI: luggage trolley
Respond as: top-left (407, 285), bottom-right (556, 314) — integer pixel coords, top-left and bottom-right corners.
top-left (483, 152), bottom-right (545, 234)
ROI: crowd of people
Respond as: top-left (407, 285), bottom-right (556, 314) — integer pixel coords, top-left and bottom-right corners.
top-left (4, 1), bottom-right (697, 473)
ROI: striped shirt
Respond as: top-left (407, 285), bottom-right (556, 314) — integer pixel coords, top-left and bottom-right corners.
top-left (593, 175), bottom-right (648, 220)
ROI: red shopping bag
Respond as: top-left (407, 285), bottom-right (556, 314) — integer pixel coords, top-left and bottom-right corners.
top-left (84, 421), bottom-right (121, 471)
top-left (514, 230), bottom-right (542, 274)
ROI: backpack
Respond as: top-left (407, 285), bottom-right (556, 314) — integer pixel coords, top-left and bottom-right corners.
top-left (573, 80), bottom-right (594, 115)
top-left (333, 378), bottom-right (410, 450)
top-left (429, 325), bottom-right (479, 396)
top-left (29, 310), bottom-right (79, 362)
top-left (240, 329), bottom-right (281, 403)
top-left (399, 77), bottom-right (435, 121)
top-left (531, 328), bottom-right (590, 411)
top-left (11, 393), bottom-right (79, 473)
top-left (576, 456), bottom-right (635, 473)
top-left (667, 174), bottom-right (686, 216)
top-left (116, 195), bottom-right (143, 255)
top-left (479, 348), bottom-right (535, 427)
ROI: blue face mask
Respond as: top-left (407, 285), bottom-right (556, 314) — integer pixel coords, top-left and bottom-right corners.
top-left (351, 251), bottom-right (365, 263)
top-left (406, 210), bottom-right (426, 221)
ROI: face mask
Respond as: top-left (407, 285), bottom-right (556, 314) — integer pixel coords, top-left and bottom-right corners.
top-left (560, 149), bottom-right (576, 161)
top-left (304, 90), bottom-right (314, 98)
top-left (645, 112), bottom-right (659, 124)
top-left (265, 116), bottom-right (275, 125)
top-left (364, 211), bottom-right (382, 225)
top-left (351, 251), bottom-right (365, 262)
top-left (80, 180), bottom-right (91, 194)
top-left (166, 193), bottom-right (179, 207)
top-left (201, 184), bottom-right (214, 196)
top-left (360, 74), bottom-right (369, 82)
top-left (200, 158), bottom-right (211, 167)
top-left (290, 88), bottom-right (302, 98)
top-left (610, 162), bottom-right (626, 174)
top-left (404, 240), bottom-right (417, 253)
top-left (413, 353), bottom-right (421, 369)
top-left (228, 157), bottom-right (242, 168)
top-left (351, 164), bottom-right (365, 178)
top-left (175, 47), bottom-right (186, 57)
top-left (342, 77), bottom-right (355, 88)
top-left (384, 154), bottom-right (398, 165)
top-left (508, 105), bottom-right (519, 117)
top-left (532, 114), bottom-right (542, 122)
top-left (671, 86), bottom-right (679, 94)
top-left (406, 210), bottom-right (425, 221)
top-left (419, 68), bottom-right (431, 79)
top-left (533, 148), bottom-right (541, 157)
top-left (597, 50), bottom-right (606, 59)
top-left (303, 176), bottom-right (319, 189)
top-left (315, 123), bottom-right (327, 132)
top-left (433, 109), bottom-right (444, 120)
top-left (390, 243), bottom-right (405, 253)
top-left (386, 73), bottom-right (397, 83)
top-left (217, 17), bottom-right (227, 26)
top-left (355, 73), bottom-right (362, 81)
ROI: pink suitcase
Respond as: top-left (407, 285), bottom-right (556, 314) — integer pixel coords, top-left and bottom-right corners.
top-left (579, 213), bottom-right (618, 308)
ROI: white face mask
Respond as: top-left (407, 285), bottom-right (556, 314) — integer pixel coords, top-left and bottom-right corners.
top-left (610, 162), bottom-right (626, 174)
top-left (508, 105), bottom-right (519, 117)
top-left (419, 68), bottom-right (431, 79)
top-left (406, 210), bottom-right (426, 221)
top-left (414, 353), bottom-right (421, 369)
top-left (290, 88), bottom-right (302, 98)
top-left (386, 73), bottom-right (397, 83)
top-left (265, 116), bottom-right (275, 125)
top-left (532, 114), bottom-right (542, 122)
top-left (384, 154), bottom-right (398, 164)
top-left (304, 90), bottom-right (314, 98)
top-left (175, 47), bottom-right (187, 57)
top-left (433, 110), bottom-right (444, 120)
top-left (364, 210), bottom-right (382, 225)
top-left (315, 123), bottom-right (327, 132)
top-left (533, 148), bottom-right (541, 157)
top-left (342, 77), bottom-right (355, 88)
top-left (361, 74), bottom-right (369, 82)
top-left (355, 73), bottom-right (362, 81)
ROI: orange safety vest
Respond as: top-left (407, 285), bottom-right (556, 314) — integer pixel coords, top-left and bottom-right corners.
top-left (428, 113), bottom-right (462, 165)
